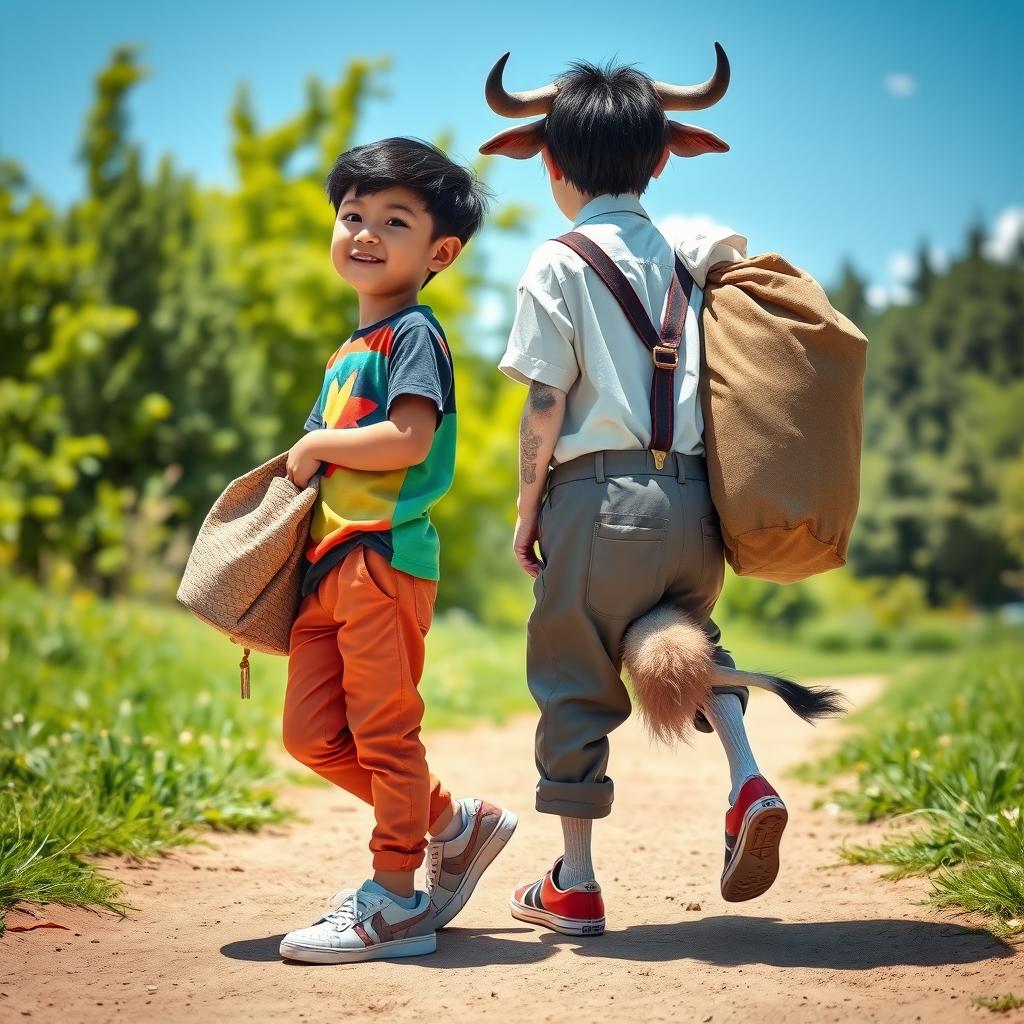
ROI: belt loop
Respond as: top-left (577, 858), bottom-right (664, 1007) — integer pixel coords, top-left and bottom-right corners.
top-left (595, 451), bottom-right (605, 484)
top-left (675, 451), bottom-right (687, 484)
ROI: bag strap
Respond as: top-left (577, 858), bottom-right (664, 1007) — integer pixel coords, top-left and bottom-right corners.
top-left (554, 231), bottom-right (694, 468)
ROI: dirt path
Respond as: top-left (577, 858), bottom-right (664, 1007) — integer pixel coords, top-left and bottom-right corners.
top-left (2, 676), bottom-right (1021, 1023)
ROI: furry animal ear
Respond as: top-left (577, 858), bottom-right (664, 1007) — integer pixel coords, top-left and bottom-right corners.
top-left (479, 120), bottom-right (546, 159)
top-left (666, 121), bottom-right (730, 157)
top-left (621, 604), bottom-right (714, 746)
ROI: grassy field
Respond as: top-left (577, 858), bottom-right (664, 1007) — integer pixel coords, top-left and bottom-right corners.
top-left (800, 643), bottom-right (1024, 935)
top-left (0, 573), bottom-right (1002, 932)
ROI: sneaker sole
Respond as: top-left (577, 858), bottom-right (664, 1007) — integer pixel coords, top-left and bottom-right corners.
top-left (279, 931), bottom-right (437, 964)
top-left (509, 897), bottom-right (605, 937)
top-left (720, 796), bottom-right (788, 903)
top-left (432, 808), bottom-right (519, 930)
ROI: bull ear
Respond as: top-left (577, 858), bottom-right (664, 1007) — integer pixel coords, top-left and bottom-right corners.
top-left (479, 120), bottom-right (545, 159)
top-left (666, 121), bottom-right (730, 157)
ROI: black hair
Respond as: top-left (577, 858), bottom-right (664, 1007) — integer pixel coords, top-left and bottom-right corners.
top-left (325, 137), bottom-right (490, 244)
top-left (544, 61), bottom-right (667, 197)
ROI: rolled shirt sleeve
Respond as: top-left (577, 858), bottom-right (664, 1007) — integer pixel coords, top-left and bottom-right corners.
top-left (499, 256), bottom-right (579, 392)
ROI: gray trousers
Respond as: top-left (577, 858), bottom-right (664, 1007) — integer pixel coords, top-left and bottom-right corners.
top-left (527, 449), bottom-right (745, 819)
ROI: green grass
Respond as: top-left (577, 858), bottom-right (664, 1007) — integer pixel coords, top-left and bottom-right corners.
top-left (802, 644), bottom-right (1024, 935)
top-left (974, 994), bottom-right (1024, 1014)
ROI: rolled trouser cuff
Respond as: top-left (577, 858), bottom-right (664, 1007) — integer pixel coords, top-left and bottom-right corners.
top-left (695, 684), bottom-right (750, 734)
top-left (536, 777), bottom-right (614, 819)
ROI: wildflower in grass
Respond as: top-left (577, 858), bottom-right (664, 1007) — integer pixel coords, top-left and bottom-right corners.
top-left (937, 735), bottom-right (951, 748)
top-left (1002, 808), bottom-right (1020, 823)
top-left (197, 691), bottom-right (211, 706)
top-left (61, 732), bottom-right (72, 743)
top-left (178, 730), bottom-right (193, 744)
top-left (199, 735), bottom-right (212, 747)
top-left (12, 714), bottom-right (24, 725)
top-left (119, 700), bottom-right (132, 716)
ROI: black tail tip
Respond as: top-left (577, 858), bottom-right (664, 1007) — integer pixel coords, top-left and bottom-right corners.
top-left (771, 677), bottom-right (848, 723)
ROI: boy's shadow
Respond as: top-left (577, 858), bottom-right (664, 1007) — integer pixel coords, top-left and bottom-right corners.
top-left (535, 916), bottom-right (1014, 971)
top-left (220, 927), bottom-right (552, 967)
top-left (221, 917), bottom-right (1012, 971)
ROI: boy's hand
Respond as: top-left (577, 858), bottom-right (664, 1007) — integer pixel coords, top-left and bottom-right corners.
top-left (286, 434), bottom-right (322, 488)
top-left (513, 509), bottom-right (543, 577)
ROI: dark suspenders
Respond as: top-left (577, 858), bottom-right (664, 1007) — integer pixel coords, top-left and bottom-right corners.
top-left (553, 231), bottom-right (695, 470)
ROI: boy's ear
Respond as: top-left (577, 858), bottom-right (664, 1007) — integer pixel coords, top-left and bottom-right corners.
top-left (540, 146), bottom-right (564, 181)
top-left (666, 121), bottom-right (730, 158)
top-left (479, 120), bottom-right (545, 159)
top-left (429, 236), bottom-right (463, 274)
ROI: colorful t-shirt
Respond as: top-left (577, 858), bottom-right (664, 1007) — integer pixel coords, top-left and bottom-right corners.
top-left (302, 304), bottom-right (456, 595)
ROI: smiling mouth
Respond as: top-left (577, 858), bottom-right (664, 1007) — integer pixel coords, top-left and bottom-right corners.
top-left (350, 252), bottom-right (384, 264)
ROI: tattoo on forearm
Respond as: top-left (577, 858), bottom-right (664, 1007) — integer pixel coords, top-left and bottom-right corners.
top-left (520, 416), bottom-right (541, 484)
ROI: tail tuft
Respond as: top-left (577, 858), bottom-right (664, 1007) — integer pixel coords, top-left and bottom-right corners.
top-left (621, 605), bottom-right (714, 746)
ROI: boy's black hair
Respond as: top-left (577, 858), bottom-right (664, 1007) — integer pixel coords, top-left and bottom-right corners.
top-left (325, 137), bottom-right (491, 244)
top-left (544, 61), bottom-right (667, 197)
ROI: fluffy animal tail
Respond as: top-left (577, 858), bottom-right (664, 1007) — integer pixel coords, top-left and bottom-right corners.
top-left (621, 604), bottom-right (847, 745)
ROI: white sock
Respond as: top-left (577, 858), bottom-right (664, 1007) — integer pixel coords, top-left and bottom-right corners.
top-left (431, 800), bottom-right (466, 842)
top-left (557, 817), bottom-right (595, 888)
top-left (704, 692), bottom-right (761, 804)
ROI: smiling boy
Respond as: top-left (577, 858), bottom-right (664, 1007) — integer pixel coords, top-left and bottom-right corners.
top-left (277, 138), bottom-right (517, 964)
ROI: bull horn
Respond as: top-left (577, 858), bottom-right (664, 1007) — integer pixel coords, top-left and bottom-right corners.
top-left (653, 42), bottom-right (731, 111)
top-left (485, 52), bottom-right (559, 118)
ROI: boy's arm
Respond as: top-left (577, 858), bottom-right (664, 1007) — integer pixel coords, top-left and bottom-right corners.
top-left (286, 396), bottom-right (436, 485)
top-left (513, 380), bottom-right (566, 577)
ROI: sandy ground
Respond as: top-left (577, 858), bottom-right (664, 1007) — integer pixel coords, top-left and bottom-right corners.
top-left (2, 675), bottom-right (1021, 1024)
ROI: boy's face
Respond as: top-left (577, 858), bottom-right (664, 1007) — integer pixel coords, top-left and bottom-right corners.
top-left (331, 185), bottom-right (461, 296)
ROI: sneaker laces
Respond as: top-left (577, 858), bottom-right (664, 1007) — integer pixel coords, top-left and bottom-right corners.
top-left (322, 890), bottom-right (372, 932)
top-left (424, 840), bottom-right (443, 895)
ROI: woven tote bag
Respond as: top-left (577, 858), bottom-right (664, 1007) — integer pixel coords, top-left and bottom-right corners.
top-left (700, 253), bottom-right (867, 583)
top-left (177, 453), bottom-right (318, 683)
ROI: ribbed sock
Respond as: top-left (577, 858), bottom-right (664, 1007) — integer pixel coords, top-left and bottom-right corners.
top-left (557, 816), bottom-right (595, 888)
top-left (704, 692), bottom-right (761, 804)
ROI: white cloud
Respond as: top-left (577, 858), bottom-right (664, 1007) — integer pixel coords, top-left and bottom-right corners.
top-left (884, 72), bottom-right (917, 98)
top-left (887, 250), bottom-right (915, 282)
top-left (983, 206), bottom-right (1024, 262)
top-left (929, 243), bottom-right (950, 272)
top-left (656, 213), bottom-right (724, 245)
top-left (866, 282), bottom-right (913, 310)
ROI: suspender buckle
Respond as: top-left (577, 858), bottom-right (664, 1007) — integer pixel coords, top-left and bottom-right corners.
top-left (651, 450), bottom-right (668, 470)
top-left (652, 345), bottom-right (679, 369)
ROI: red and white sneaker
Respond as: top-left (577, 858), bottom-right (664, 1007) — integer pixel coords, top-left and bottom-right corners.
top-left (721, 775), bottom-right (788, 902)
top-left (509, 858), bottom-right (605, 936)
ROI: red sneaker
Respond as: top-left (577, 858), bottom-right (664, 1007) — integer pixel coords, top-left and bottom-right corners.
top-left (721, 775), bottom-right (788, 902)
top-left (509, 858), bottom-right (605, 936)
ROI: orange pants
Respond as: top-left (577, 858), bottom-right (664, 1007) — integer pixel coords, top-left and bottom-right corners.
top-left (282, 545), bottom-right (452, 871)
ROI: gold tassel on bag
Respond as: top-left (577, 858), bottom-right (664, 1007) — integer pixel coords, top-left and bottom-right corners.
top-left (239, 648), bottom-right (251, 700)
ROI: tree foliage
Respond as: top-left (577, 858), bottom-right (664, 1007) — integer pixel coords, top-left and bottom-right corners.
top-left (830, 242), bottom-right (1024, 604)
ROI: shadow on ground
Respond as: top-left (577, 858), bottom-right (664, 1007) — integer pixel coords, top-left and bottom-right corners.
top-left (221, 916), bottom-right (1012, 971)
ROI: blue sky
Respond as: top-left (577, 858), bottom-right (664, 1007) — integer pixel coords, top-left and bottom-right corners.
top-left (3, 0), bottom-right (1022, 323)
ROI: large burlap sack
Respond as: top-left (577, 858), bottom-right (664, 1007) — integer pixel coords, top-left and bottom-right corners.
top-left (177, 453), bottom-right (318, 656)
top-left (700, 253), bottom-right (867, 583)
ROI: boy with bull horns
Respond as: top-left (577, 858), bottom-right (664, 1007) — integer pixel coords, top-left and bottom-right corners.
top-left (482, 46), bottom-right (845, 935)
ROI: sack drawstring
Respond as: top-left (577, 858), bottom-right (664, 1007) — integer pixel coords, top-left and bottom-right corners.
top-left (239, 648), bottom-right (251, 700)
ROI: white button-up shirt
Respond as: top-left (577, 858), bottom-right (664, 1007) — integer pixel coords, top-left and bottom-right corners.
top-left (500, 194), bottom-right (746, 466)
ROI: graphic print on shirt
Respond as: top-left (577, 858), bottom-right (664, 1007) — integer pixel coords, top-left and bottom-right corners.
top-left (303, 305), bottom-right (456, 594)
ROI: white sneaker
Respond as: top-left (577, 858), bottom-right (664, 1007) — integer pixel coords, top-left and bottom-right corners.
top-left (280, 884), bottom-right (436, 963)
top-left (425, 797), bottom-right (518, 929)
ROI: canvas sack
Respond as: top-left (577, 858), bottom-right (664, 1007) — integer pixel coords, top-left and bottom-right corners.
top-left (177, 453), bottom-right (318, 689)
top-left (699, 253), bottom-right (867, 583)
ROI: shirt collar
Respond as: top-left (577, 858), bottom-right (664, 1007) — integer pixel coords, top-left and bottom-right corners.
top-left (572, 193), bottom-right (651, 229)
